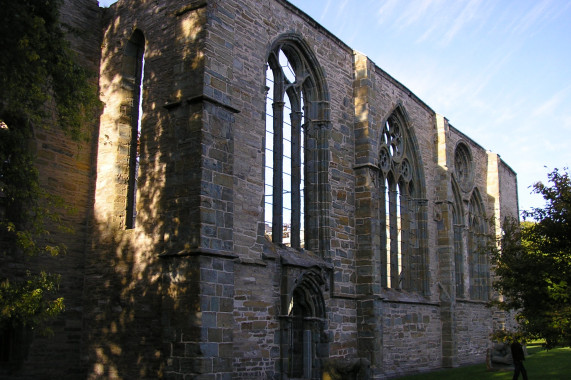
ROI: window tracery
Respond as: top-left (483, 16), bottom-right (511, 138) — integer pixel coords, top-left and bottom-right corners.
top-left (379, 112), bottom-right (423, 291)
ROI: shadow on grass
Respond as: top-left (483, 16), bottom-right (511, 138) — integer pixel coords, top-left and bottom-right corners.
top-left (396, 344), bottom-right (571, 380)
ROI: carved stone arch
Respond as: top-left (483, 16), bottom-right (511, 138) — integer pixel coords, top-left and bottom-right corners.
top-left (395, 161), bottom-right (413, 203)
top-left (282, 267), bottom-right (329, 380)
top-left (468, 187), bottom-right (487, 234)
top-left (289, 268), bottom-right (327, 319)
top-left (386, 101), bottom-right (413, 125)
top-left (265, 33), bottom-right (330, 105)
top-left (385, 169), bottom-right (397, 189)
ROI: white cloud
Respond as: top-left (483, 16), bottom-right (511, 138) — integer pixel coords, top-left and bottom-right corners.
top-left (441, 0), bottom-right (484, 46)
top-left (376, 0), bottom-right (400, 26)
top-left (318, 0), bottom-right (332, 21)
top-left (395, 0), bottom-right (439, 29)
top-left (562, 115), bottom-right (571, 131)
top-left (336, 0), bottom-right (349, 18)
top-left (532, 85), bottom-right (571, 117)
top-left (509, 0), bottom-right (555, 36)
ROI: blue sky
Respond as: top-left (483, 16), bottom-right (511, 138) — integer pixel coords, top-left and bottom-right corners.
top-left (98, 0), bottom-right (571, 214)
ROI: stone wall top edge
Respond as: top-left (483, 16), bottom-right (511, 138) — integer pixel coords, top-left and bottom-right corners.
top-left (278, 0), bottom-right (353, 55)
top-left (448, 123), bottom-right (488, 155)
top-left (372, 62), bottom-right (436, 117)
top-left (498, 155), bottom-right (517, 176)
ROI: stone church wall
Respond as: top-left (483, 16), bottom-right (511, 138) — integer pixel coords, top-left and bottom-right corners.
top-left (455, 301), bottom-right (495, 365)
top-left (381, 302), bottom-right (442, 377)
top-left (2, 0), bottom-right (519, 378)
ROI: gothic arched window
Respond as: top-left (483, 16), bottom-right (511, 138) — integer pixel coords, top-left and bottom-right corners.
top-left (264, 39), bottom-right (329, 251)
top-left (379, 110), bottom-right (424, 291)
top-left (468, 190), bottom-right (488, 300)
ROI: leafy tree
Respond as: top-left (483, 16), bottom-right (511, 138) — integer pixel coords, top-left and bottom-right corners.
top-left (0, 0), bottom-right (100, 338)
top-left (491, 168), bottom-right (571, 348)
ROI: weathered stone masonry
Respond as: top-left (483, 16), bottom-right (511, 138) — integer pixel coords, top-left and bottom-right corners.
top-left (3, 0), bottom-right (518, 379)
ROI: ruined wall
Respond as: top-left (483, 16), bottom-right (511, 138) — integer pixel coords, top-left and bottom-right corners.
top-left (381, 302), bottom-right (442, 377)
top-left (455, 301), bottom-right (495, 365)
top-left (233, 261), bottom-right (281, 377)
top-left (499, 160), bottom-right (519, 219)
top-left (226, 1), bottom-right (358, 377)
top-left (4, 0), bottom-right (519, 378)
top-left (86, 0), bottom-right (210, 378)
top-left (0, 0), bottom-right (102, 378)
top-left (88, 0), bottom-right (518, 378)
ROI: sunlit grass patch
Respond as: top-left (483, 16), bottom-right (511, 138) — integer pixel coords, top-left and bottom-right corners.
top-left (397, 343), bottom-right (570, 380)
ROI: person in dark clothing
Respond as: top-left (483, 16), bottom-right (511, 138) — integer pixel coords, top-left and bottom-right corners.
top-left (510, 341), bottom-right (528, 380)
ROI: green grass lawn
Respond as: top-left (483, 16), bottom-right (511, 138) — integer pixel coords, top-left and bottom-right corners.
top-left (396, 342), bottom-right (571, 380)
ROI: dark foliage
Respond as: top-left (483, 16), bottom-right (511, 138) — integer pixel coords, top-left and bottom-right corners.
top-left (0, 0), bottom-right (100, 334)
top-left (491, 168), bottom-right (571, 348)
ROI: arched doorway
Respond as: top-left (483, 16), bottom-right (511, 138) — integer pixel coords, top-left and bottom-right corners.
top-left (283, 270), bottom-right (327, 379)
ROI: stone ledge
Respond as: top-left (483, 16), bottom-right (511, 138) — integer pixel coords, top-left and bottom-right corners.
top-left (331, 293), bottom-right (358, 300)
top-left (173, 0), bottom-right (207, 17)
top-left (381, 288), bottom-right (438, 306)
top-left (163, 94), bottom-right (241, 114)
top-left (456, 298), bottom-right (490, 305)
top-left (188, 94), bottom-right (241, 114)
top-left (160, 247), bottom-right (238, 259)
top-left (279, 246), bottom-right (333, 270)
top-left (235, 257), bottom-right (267, 267)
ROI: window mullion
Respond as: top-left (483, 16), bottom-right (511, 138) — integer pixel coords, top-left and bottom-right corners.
top-left (400, 189), bottom-right (410, 290)
top-left (290, 106), bottom-right (302, 248)
top-left (380, 179), bottom-right (388, 288)
top-left (272, 73), bottom-right (285, 243)
top-left (389, 182), bottom-right (399, 288)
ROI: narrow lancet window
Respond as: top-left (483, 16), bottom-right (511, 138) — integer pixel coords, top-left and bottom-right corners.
top-left (265, 47), bottom-right (305, 248)
top-left (124, 30), bottom-right (145, 229)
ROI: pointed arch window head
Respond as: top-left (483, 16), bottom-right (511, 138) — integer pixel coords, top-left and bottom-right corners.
top-left (454, 142), bottom-right (474, 192)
